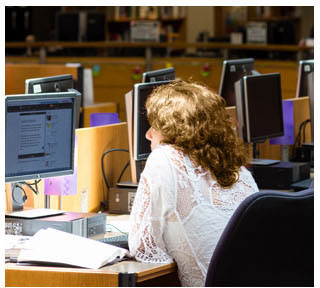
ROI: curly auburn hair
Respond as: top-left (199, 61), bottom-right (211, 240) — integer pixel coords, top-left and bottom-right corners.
top-left (146, 79), bottom-right (250, 188)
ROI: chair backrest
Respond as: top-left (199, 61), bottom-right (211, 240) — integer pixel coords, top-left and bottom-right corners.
top-left (205, 188), bottom-right (314, 287)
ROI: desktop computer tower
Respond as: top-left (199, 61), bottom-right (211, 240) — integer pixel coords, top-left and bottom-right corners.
top-left (5, 211), bottom-right (106, 237)
top-left (249, 161), bottom-right (310, 190)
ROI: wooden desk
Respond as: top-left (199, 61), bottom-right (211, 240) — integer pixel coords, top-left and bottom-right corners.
top-left (5, 261), bottom-right (179, 287)
top-left (5, 214), bottom-right (180, 287)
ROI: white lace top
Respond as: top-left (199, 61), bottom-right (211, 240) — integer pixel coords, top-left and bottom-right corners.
top-left (129, 144), bottom-right (259, 287)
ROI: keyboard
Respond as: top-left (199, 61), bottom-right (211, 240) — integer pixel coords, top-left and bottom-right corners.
top-left (98, 234), bottom-right (129, 250)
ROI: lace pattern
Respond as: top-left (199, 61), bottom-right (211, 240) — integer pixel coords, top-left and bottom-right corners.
top-left (129, 144), bottom-right (259, 286)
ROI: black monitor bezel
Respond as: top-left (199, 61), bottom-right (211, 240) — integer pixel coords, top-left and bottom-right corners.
top-left (142, 67), bottom-right (175, 83)
top-left (25, 74), bottom-right (74, 94)
top-left (219, 58), bottom-right (255, 106)
top-left (5, 92), bottom-right (77, 183)
top-left (242, 73), bottom-right (284, 143)
top-left (133, 80), bottom-right (171, 161)
top-left (25, 74), bottom-right (82, 128)
top-left (296, 59), bottom-right (314, 98)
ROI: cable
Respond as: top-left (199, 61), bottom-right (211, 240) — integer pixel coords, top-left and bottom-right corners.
top-left (106, 223), bottom-right (128, 236)
top-left (20, 181), bottom-right (40, 195)
top-left (292, 119), bottom-right (310, 160)
top-left (294, 119), bottom-right (310, 148)
top-left (117, 160), bottom-right (130, 184)
top-left (302, 119), bottom-right (310, 144)
top-left (101, 148), bottom-right (129, 190)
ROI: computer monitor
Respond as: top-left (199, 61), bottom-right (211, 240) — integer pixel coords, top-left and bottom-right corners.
top-left (133, 80), bottom-right (171, 161)
top-left (25, 74), bottom-right (82, 128)
top-left (219, 58), bottom-right (256, 106)
top-left (5, 92), bottom-right (77, 183)
top-left (296, 59), bottom-right (314, 98)
top-left (124, 80), bottom-right (170, 185)
top-left (142, 67), bottom-right (175, 83)
top-left (234, 73), bottom-right (284, 164)
top-left (25, 74), bottom-right (74, 94)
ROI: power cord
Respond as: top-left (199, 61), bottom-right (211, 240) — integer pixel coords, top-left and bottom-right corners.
top-left (106, 223), bottom-right (129, 236)
top-left (101, 148), bottom-right (129, 190)
top-left (292, 119), bottom-right (310, 161)
top-left (20, 180), bottom-right (41, 195)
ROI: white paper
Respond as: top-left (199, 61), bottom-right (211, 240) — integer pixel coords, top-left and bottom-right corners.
top-left (18, 228), bottom-right (129, 269)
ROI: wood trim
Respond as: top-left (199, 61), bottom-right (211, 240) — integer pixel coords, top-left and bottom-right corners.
top-left (5, 41), bottom-right (313, 51)
top-left (5, 264), bottom-right (119, 287)
top-left (136, 263), bottom-right (177, 283)
top-left (5, 261), bottom-right (178, 287)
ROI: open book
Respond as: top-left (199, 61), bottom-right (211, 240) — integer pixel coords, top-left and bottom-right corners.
top-left (17, 228), bottom-right (130, 269)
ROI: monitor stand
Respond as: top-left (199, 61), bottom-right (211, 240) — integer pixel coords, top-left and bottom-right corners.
top-left (249, 158), bottom-right (280, 166)
top-left (5, 182), bottom-right (65, 218)
top-left (250, 142), bottom-right (280, 166)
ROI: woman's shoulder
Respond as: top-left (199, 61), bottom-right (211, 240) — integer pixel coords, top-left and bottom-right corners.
top-left (148, 144), bottom-right (178, 159)
top-left (145, 144), bottom-right (171, 167)
top-left (238, 166), bottom-right (259, 189)
top-left (145, 144), bottom-right (184, 171)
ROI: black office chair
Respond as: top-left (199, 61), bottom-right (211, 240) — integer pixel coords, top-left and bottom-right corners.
top-left (205, 188), bottom-right (314, 287)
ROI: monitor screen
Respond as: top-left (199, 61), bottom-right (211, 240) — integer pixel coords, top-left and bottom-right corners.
top-left (235, 73), bottom-right (284, 143)
top-left (219, 58), bottom-right (255, 106)
top-left (25, 74), bottom-right (74, 94)
top-left (5, 92), bottom-right (77, 182)
top-left (142, 67), bottom-right (175, 83)
top-left (296, 59), bottom-right (314, 98)
top-left (133, 80), bottom-right (170, 161)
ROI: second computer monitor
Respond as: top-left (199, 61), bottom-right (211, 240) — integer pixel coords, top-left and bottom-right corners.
top-left (234, 73), bottom-right (284, 144)
top-left (296, 59), bottom-right (314, 98)
top-left (25, 74), bottom-right (82, 128)
top-left (219, 58), bottom-right (255, 106)
top-left (25, 74), bottom-right (74, 94)
top-left (142, 67), bottom-right (175, 83)
top-left (133, 80), bottom-right (171, 161)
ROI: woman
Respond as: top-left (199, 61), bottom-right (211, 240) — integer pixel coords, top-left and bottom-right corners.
top-left (129, 80), bottom-right (258, 286)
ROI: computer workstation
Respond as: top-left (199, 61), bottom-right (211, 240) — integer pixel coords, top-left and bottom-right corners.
top-left (107, 68), bottom-right (176, 214)
top-left (5, 92), bottom-right (77, 212)
top-left (234, 71), bottom-right (312, 190)
top-left (4, 60), bottom-right (313, 286)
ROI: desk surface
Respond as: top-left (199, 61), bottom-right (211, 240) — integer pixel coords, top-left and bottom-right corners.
top-left (5, 214), bottom-right (180, 287)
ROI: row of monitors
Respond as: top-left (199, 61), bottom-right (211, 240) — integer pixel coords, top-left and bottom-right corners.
top-left (5, 61), bottom-right (313, 185)
top-left (128, 62), bottom-right (314, 183)
top-left (4, 67), bottom-right (175, 183)
top-left (22, 58), bottom-right (314, 107)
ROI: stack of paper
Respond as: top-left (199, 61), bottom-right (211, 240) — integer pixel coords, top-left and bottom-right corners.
top-left (18, 228), bottom-right (130, 269)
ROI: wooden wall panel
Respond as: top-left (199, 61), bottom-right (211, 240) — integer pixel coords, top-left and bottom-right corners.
top-left (255, 60), bottom-right (298, 99)
top-left (62, 122), bottom-right (130, 212)
top-left (5, 64), bottom-right (79, 95)
top-left (82, 102), bottom-right (118, 127)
